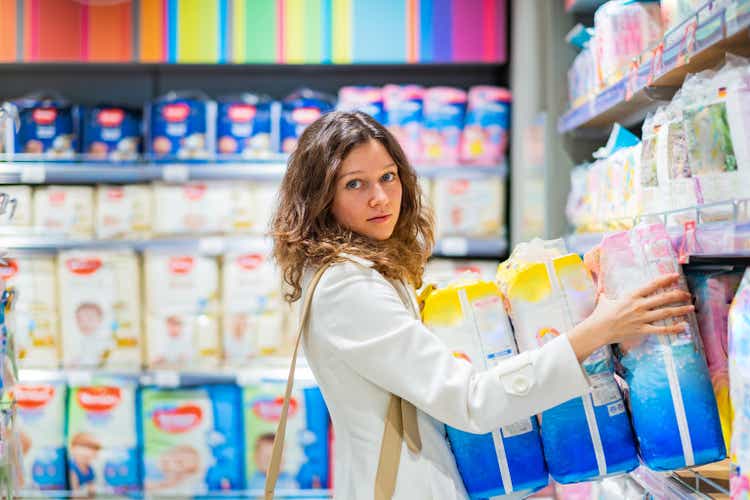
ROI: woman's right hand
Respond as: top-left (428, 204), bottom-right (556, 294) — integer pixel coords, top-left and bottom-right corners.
top-left (568, 273), bottom-right (694, 362)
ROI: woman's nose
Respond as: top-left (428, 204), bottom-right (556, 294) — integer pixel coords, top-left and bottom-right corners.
top-left (369, 184), bottom-right (389, 208)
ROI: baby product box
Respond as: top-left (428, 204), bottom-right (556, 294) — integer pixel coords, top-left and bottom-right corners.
top-left (1, 185), bottom-right (32, 227)
top-left (58, 250), bottom-right (141, 369)
top-left (460, 86), bottom-right (511, 164)
top-left (422, 278), bottom-right (548, 498)
top-left (222, 251), bottom-right (283, 363)
top-left (144, 252), bottom-right (220, 369)
top-left (153, 182), bottom-right (234, 236)
top-left (383, 84), bottom-right (424, 161)
top-left (216, 94), bottom-right (274, 158)
top-left (422, 87), bottom-right (467, 163)
top-left (595, 224), bottom-right (725, 470)
top-left (141, 385), bottom-right (244, 495)
top-left (498, 242), bottom-right (639, 483)
top-left (243, 380), bottom-right (329, 491)
top-left (432, 177), bottom-right (504, 239)
top-left (227, 182), bottom-right (255, 234)
top-left (10, 94), bottom-right (76, 158)
top-left (0, 256), bottom-right (59, 368)
top-left (280, 89), bottom-right (335, 153)
top-left (33, 186), bottom-right (95, 238)
top-left (248, 182), bottom-right (280, 235)
top-left (67, 383), bottom-right (140, 495)
top-left (337, 86), bottom-right (386, 124)
top-left (13, 383), bottom-right (67, 490)
top-left (146, 91), bottom-right (216, 161)
top-left (729, 270), bottom-right (750, 499)
top-left (80, 105), bottom-right (140, 161)
top-left (95, 185), bottom-right (153, 239)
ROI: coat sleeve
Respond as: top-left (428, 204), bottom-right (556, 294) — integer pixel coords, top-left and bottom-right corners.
top-left (310, 262), bottom-right (592, 434)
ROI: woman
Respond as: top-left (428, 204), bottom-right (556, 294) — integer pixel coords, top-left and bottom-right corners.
top-left (271, 111), bottom-right (693, 499)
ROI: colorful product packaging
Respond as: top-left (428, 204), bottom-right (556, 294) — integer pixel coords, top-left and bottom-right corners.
top-left (146, 91), bottom-right (216, 161)
top-left (13, 383), bottom-right (67, 491)
top-left (1, 186), bottom-right (32, 227)
top-left (67, 382), bottom-right (140, 495)
top-left (280, 89), bottom-right (335, 154)
top-left (95, 185), bottom-right (153, 239)
top-left (141, 385), bottom-right (245, 495)
top-left (9, 93), bottom-right (76, 158)
top-left (57, 250), bottom-right (142, 369)
top-left (383, 84), bottom-right (424, 161)
top-left (216, 94), bottom-right (275, 158)
top-left (422, 87), bottom-right (467, 163)
top-left (725, 67), bottom-right (750, 198)
top-left (80, 105), bottom-right (140, 161)
top-left (422, 278), bottom-right (548, 497)
top-left (33, 186), bottom-right (95, 238)
top-left (460, 86), bottom-right (511, 164)
top-left (242, 380), bottom-right (329, 491)
top-left (152, 182), bottom-right (234, 236)
top-left (432, 177), bottom-right (504, 239)
top-left (337, 86), bottom-right (387, 124)
top-left (729, 269), bottom-right (750, 500)
top-left (144, 252), bottom-right (220, 369)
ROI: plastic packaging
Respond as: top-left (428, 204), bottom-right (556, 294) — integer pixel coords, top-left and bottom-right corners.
top-left (337, 86), bottom-right (387, 124)
top-left (460, 86), bottom-right (511, 164)
top-left (9, 92), bottom-right (76, 158)
top-left (729, 270), bottom-right (750, 500)
top-left (383, 84), bottom-right (424, 161)
top-left (568, 46), bottom-right (597, 107)
top-left (280, 89), bottom-right (335, 154)
top-left (422, 277), bottom-right (548, 498)
top-left (33, 186), bottom-right (95, 238)
top-left (422, 87), bottom-right (467, 163)
top-left (145, 91), bottom-right (216, 161)
top-left (660, 0), bottom-right (703, 31)
top-left (80, 105), bottom-right (140, 161)
top-left (152, 182), bottom-right (234, 236)
top-left (95, 185), bottom-right (153, 239)
top-left (216, 93), bottom-right (275, 158)
top-left (432, 177), bottom-right (504, 239)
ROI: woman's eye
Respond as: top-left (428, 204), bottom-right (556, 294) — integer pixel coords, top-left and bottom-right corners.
top-left (346, 179), bottom-right (361, 190)
top-left (382, 172), bottom-right (396, 182)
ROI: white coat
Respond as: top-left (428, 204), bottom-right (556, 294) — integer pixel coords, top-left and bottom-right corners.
top-left (301, 255), bottom-right (592, 500)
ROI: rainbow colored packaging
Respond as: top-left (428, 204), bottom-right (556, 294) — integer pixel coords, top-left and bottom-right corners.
top-left (14, 383), bottom-right (67, 491)
top-left (146, 91), bottom-right (216, 161)
top-left (422, 278), bottom-right (548, 498)
top-left (337, 86), bottom-right (386, 124)
top-left (243, 379), bottom-right (329, 491)
top-left (216, 94), bottom-right (274, 158)
top-left (596, 224), bottom-right (725, 470)
top-left (729, 270), bottom-right (750, 500)
top-left (80, 105), bottom-right (140, 161)
top-left (10, 94), bottom-right (76, 158)
top-left (422, 87), bottom-right (467, 163)
top-left (67, 382), bottom-right (140, 495)
top-left (383, 84), bottom-right (424, 161)
top-left (497, 240), bottom-right (638, 483)
top-left (140, 384), bottom-right (244, 495)
top-left (460, 86), bottom-right (511, 164)
top-left (280, 89), bottom-right (334, 154)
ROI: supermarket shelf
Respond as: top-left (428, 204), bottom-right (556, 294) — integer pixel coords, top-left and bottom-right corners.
top-left (565, 0), bottom-right (607, 14)
top-left (17, 489), bottom-right (332, 499)
top-left (0, 161), bottom-right (507, 185)
top-left (559, 0), bottom-right (750, 134)
top-left (630, 466), bottom-right (709, 499)
top-left (672, 459), bottom-right (731, 498)
top-left (433, 236), bottom-right (508, 258)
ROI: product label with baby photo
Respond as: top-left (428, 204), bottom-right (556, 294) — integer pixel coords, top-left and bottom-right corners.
top-left (33, 186), bottom-right (95, 238)
top-left (95, 185), bottom-right (153, 239)
top-left (147, 97), bottom-right (215, 161)
top-left (152, 183), bottom-right (234, 236)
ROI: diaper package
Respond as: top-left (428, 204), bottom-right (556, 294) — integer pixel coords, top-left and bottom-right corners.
top-left (422, 278), bottom-right (548, 497)
top-left (80, 105), bottom-right (140, 161)
top-left (10, 93), bottom-right (76, 158)
top-left (422, 87), bottom-right (467, 163)
top-left (222, 251), bottom-right (283, 363)
top-left (146, 91), bottom-right (216, 161)
top-left (33, 186), bottom-right (95, 238)
top-left (14, 383), bottom-right (66, 490)
top-left (725, 65), bottom-right (750, 195)
top-left (243, 380), bottom-right (329, 491)
top-left (67, 382), bottom-right (140, 495)
top-left (1, 186), bottom-right (32, 227)
top-left (58, 250), bottom-right (141, 369)
top-left (432, 177), bottom-right (503, 239)
top-left (95, 185), bottom-right (153, 239)
top-left (152, 182), bottom-right (233, 235)
top-left (141, 385), bottom-right (244, 495)
top-left (227, 182), bottom-right (261, 234)
top-left (144, 252), bottom-right (220, 369)
top-left (0, 256), bottom-right (59, 368)
top-left (337, 86), bottom-right (386, 124)
top-left (729, 270), bottom-right (750, 499)
top-left (216, 94), bottom-right (275, 158)
top-left (280, 89), bottom-right (335, 154)
top-left (248, 182), bottom-right (280, 235)
top-left (595, 224), bottom-right (725, 470)
top-left (498, 242), bottom-right (638, 483)
top-left (460, 86), bottom-right (511, 164)
top-left (660, 0), bottom-right (704, 31)
top-left (686, 269), bottom-right (743, 452)
top-left (383, 84), bottom-right (424, 161)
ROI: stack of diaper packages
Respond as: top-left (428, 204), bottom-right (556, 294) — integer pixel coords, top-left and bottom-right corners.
top-left (140, 384), bottom-right (244, 495)
top-left (729, 269), bottom-right (750, 499)
top-left (593, 223), bottom-right (725, 470)
top-left (421, 277), bottom-right (548, 498)
top-left (497, 239), bottom-right (638, 483)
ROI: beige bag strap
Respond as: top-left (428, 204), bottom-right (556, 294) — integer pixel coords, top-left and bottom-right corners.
top-left (264, 263), bottom-right (418, 500)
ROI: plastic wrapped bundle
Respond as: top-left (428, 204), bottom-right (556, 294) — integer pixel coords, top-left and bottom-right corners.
top-left (729, 270), bottom-right (750, 499)
top-left (596, 224), bottom-right (725, 470)
top-left (497, 240), bottom-right (638, 484)
top-left (422, 278), bottom-right (548, 498)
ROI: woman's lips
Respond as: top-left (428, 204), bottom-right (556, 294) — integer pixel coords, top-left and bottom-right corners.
top-left (367, 214), bottom-right (392, 224)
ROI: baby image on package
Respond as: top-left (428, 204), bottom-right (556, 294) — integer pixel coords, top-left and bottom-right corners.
top-left (67, 383), bottom-right (140, 495)
top-left (58, 251), bottom-right (141, 369)
top-left (13, 383), bottom-right (67, 491)
top-left (243, 382), bottom-right (329, 491)
top-left (140, 385), bottom-right (244, 495)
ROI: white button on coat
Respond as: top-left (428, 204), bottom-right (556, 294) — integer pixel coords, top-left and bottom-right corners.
top-left (301, 257), bottom-right (591, 500)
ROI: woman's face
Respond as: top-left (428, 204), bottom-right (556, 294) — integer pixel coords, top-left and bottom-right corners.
top-left (331, 139), bottom-right (402, 241)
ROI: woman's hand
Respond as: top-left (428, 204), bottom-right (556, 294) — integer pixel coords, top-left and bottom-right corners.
top-left (568, 273), bottom-right (694, 362)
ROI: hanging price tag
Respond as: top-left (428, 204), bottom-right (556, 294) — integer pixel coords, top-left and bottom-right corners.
top-left (67, 371), bottom-right (94, 387)
top-left (199, 237), bottom-right (226, 255)
top-left (162, 165), bottom-right (190, 183)
top-left (19, 165), bottom-right (46, 184)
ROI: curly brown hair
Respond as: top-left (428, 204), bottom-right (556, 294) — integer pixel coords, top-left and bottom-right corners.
top-left (271, 111), bottom-right (435, 302)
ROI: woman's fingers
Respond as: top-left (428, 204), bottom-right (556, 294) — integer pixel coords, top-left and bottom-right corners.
top-left (640, 289), bottom-right (692, 310)
top-left (643, 304), bottom-right (695, 323)
top-left (642, 322), bottom-right (689, 335)
top-left (630, 274), bottom-right (681, 299)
